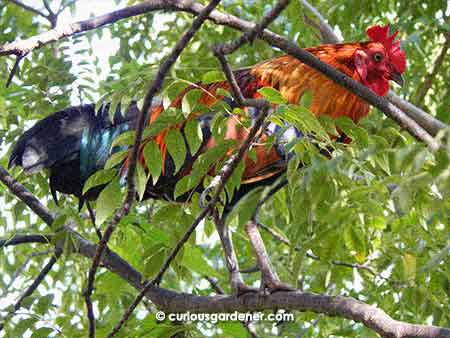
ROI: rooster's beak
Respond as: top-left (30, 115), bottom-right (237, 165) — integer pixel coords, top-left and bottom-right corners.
top-left (391, 72), bottom-right (404, 87)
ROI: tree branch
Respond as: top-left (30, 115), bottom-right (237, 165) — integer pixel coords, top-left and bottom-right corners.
top-left (73, 232), bottom-right (450, 338)
top-left (0, 165), bottom-right (448, 338)
top-left (0, 250), bottom-right (61, 331)
top-left (256, 222), bottom-right (378, 274)
top-left (6, 55), bottom-right (22, 87)
top-left (299, 0), bottom-right (340, 43)
top-left (414, 32), bottom-right (450, 106)
top-left (57, 0), bottom-right (77, 15)
top-left (0, 234), bottom-right (52, 248)
top-left (1, 250), bottom-right (52, 297)
top-left (7, 0), bottom-right (48, 19)
top-left (0, 166), bottom-right (54, 225)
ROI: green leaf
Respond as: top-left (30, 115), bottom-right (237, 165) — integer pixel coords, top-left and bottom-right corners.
top-left (96, 177), bottom-right (123, 224)
top-left (216, 87), bottom-right (231, 98)
top-left (202, 70), bottom-right (225, 84)
top-left (184, 119), bottom-right (203, 155)
top-left (226, 187), bottom-right (264, 227)
top-left (165, 129), bottom-right (186, 174)
top-left (402, 253), bottom-right (416, 282)
top-left (34, 294), bottom-right (53, 315)
top-left (143, 141), bottom-right (163, 182)
top-left (181, 245), bottom-right (219, 278)
top-left (30, 327), bottom-right (54, 338)
top-left (258, 87), bottom-right (286, 104)
top-left (343, 225), bottom-right (367, 263)
top-left (104, 150), bottom-right (127, 169)
top-left (111, 130), bottom-right (135, 149)
top-left (142, 108), bottom-right (184, 138)
top-left (181, 89), bottom-right (202, 116)
top-left (299, 90), bottom-right (312, 108)
top-left (174, 140), bottom-right (233, 198)
top-left (82, 168), bottom-right (116, 195)
top-left (136, 163), bottom-right (148, 201)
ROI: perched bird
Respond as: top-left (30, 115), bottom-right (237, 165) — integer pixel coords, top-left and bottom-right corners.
top-left (8, 24), bottom-right (406, 294)
top-left (9, 25), bottom-right (406, 209)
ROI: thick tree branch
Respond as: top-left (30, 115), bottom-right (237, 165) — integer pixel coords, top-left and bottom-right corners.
top-left (0, 165), bottom-right (448, 338)
top-left (0, 1), bottom-right (174, 58)
top-left (74, 232), bottom-right (450, 338)
top-left (204, 276), bottom-right (260, 338)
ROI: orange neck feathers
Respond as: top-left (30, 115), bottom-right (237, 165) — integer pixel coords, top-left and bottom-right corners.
top-left (250, 43), bottom-right (371, 123)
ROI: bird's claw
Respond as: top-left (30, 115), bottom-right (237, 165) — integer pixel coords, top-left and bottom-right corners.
top-left (259, 276), bottom-right (295, 295)
top-left (232, 280), bottom-right (259, 297)
top-left (199, 185), bottom-right (214, 209)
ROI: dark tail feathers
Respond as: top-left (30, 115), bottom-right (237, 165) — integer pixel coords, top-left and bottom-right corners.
top-left (9, 102), bottom-right (138, 204)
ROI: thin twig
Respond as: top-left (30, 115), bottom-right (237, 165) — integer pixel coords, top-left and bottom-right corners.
top-left (83, 278), bottom-right (96, 338)
top-left (256, 222), bottom-right (379, 276)
top-left (300, 0), bottom-right (340, 43)
top-left (414, 32), bottom-right (450, 106)
top-left (0, 234), bottom-right (52, 248)
top-left (1, 250), bottom-right (52, 297)
top-left (42, 0), bottom-right (53, 16)
top-left (86, 202), bottom-right (102, 240)
top-left (7, 0), bottom-right (48, 18)
top-left (6, 56), bottom-right (22, 87)
top-left (0, 250), bottom-right (61, 331)
top-left (57, 0), bottom-right (77, 15)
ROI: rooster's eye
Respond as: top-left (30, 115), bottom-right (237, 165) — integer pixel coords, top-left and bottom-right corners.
top-left (373, 52), bottom-right (383, 62)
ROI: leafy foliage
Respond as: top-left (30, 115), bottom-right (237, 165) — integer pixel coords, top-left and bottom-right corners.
top-left (0, 1), bottom-right (449, 337)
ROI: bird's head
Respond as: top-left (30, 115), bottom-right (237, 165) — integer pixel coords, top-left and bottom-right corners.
top-left (354, 25), bottom-right (406, 96)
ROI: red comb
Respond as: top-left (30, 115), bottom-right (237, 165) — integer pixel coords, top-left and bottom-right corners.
top-left (367, 25), bottom-right (406, 73)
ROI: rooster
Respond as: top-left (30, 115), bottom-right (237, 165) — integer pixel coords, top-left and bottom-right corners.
top-left (8, 24), bottom-right (406, 294)
top-left (9, 24), bottom-right (405, 206)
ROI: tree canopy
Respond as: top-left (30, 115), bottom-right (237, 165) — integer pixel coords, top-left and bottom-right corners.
top-left (0, 1), bottom-right (449, 337)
